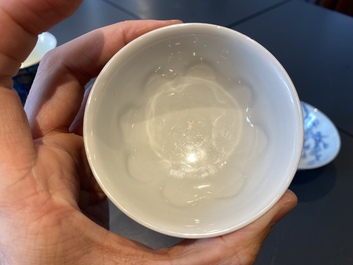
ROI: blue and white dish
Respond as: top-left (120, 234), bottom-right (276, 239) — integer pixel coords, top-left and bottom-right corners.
top-left (298, 101), bottom-right (341, 170)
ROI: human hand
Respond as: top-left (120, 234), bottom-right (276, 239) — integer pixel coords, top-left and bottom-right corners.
top-left (0, 0), bottom-right (297, 264)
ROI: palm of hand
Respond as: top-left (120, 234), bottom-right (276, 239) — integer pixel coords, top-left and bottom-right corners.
top-left (1, 129), bottom-right (109, 263)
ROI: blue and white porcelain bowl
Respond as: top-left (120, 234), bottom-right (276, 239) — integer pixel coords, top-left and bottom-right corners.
top-left (299, 102), bottom-right (341, 170)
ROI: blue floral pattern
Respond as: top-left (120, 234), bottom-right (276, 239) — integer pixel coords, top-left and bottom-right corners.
top-left (301, 103), bottom-right (329, 166)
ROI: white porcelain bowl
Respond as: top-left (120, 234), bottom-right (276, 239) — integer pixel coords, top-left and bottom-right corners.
top-left (84, 23), bottom-right (303, 238)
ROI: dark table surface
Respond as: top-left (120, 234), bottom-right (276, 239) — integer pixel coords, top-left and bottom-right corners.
top-left (50, 0), bottom-right (353, 264)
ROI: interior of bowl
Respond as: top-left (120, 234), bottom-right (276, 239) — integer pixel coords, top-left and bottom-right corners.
top-left (84, 23), bottom-right (303, 238)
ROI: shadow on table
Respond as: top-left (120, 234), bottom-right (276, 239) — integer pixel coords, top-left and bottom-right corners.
top-left (289, 163), bottom-right (337, 202)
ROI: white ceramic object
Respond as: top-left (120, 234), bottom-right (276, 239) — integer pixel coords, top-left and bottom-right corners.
top-left (298, 102), bottom-right (340, 170)
top-left (21, 32), bottom-right (57, 69)
top-left (84, 23), bottom-right (303, 238)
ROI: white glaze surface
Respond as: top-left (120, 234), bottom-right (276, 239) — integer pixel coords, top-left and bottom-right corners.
top-left (84, 23), bottom-right (303, 238)
top-left (21, 32), bottom-right (57, 68)
top-left (120, 64), bottom-right (266, 207)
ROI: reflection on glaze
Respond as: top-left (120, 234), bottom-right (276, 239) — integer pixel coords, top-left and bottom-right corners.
top-left (146, 65), bottom-right (240, 179)
top-left (120, 64), bottom-right (265, 207)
